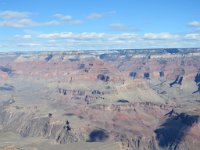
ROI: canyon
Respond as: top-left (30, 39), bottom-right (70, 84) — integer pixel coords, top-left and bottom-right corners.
top-left (0, 48), bottom-right (200, 150)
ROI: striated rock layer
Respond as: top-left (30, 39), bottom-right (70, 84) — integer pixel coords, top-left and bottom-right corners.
top-left (0, 48), bottom-right (200, 150)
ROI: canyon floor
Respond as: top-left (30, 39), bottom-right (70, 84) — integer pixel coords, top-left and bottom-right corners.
top-left (0, 48), bottom-right (200, 150)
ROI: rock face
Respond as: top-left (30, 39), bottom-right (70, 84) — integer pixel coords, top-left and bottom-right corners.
top-left (155, 111), bottom-right (199, 150)
top-left (97, 74), bottom-right (110, 82)
top-left (193, 71), bottom-right (200, 94)
top-left (0, 146), bottom-right (19, 150)
top-left (0, 66), bottom-right (13, 76)
top-left (0, 49), bottom-right (200, 149)
top-left (0, 99), bottom-right (199, 150)
top-left (114, 134), bottom-right (158, 150)
top-left (0, 84), bottom-right (14, 91)
top-left (0, 101), bottom-right (81, 145)
top-left (56, 126), bottom-right (78, 144)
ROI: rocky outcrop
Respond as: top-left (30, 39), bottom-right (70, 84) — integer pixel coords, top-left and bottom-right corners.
top-left (0, 84), bottom-right (14, 91)
top-left (114, 134), bottom-right (158, 150)
top-left (0, 146), bottom-right (19, 150)
top-left (155, 110), bottom-right (199, 150)
top-left (193, 71), bottom-right (200, 94)
top-left (56, 125), bottom-right (78, 144)
top-left (97, 74), bottom-right (110, 82)
top-left (45, 54), bottom-right (53, 62)
top-left (0, 66), bottom-right (13, 76)
top-left (0, 102), bottom-right (81, 144)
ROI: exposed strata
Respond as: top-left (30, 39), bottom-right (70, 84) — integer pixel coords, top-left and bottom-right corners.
top-left (0, 48), bottom-right (200, 150)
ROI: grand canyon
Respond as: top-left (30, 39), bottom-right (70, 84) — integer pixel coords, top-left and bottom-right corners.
top-left (0, 48), bottom-right (200, 150)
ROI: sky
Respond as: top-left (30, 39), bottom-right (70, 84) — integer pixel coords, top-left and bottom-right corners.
top-left (0, 0), bottom-right (200, 51)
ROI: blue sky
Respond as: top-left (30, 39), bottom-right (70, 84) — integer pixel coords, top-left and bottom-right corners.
top-left (0, 0), bottom-right (200, 51)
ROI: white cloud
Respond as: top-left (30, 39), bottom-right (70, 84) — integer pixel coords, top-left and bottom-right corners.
top-left (48, 39), bottom-right (56, 43)
top-left (17, 43), bottom-right (40, 47)
top-left (0, 11), bottom-right (81, 28)
top-left (86, 11), bottom-right (116, 20)
top-left (42, 20), bottom-right (61, 26)
top-left (144, 33), bottom-right (179, 40)
top-left (109, 23), bottom-right (125, 28)
top-left (0, 10), bottom-right (30, 19)
top-left (53, 13), bottom-right (82, 24)
top-left (6, 32), bottom-right (200, 51)
top-left (108, 23), bottom-right (135, 32)
top-left (77, 32), bottom-right (106, 40)
top-left (38, 32), bottom-right (109, 41)
top-left (38, 32), bottom-right (74, 38)
top-left (15, 34), bottom-right (32, 39)
top-left (53, 14), bottom-right (72, 21)
top-left (0, 18), bottom-right (66, 28)
top-left (108, 33), bottom-right (138, 41)
top-left (184, 33), bottom-right (200, 40)
top-left (189, 21), bottom-right (200, 27)
top-left (15, 32), bottom-right (200, 45)
top-left (0, 19), bottom-right (60, 28)
top-left (23, 34), bottom-right (32, 39)
top-left (0, 19), bottom-right (37, 28)
top-left (38, 32), bottom-right (136, 41)
top-left (86, 13), bottom-right (104, 20)
top-left (70, 19), bottom-right (82, 24)
top-left (37, 32), bottom-right (138, 50)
